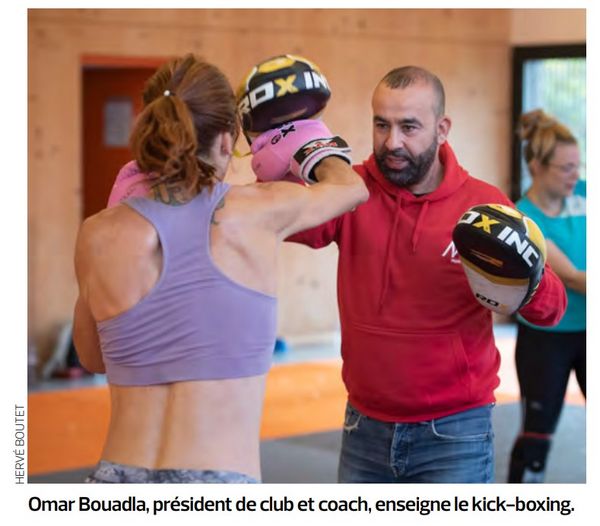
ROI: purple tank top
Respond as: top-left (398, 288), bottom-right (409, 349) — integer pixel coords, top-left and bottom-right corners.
top-left (97, 182), bottom-right (277, 385)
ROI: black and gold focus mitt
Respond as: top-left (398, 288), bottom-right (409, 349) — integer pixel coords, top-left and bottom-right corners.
top-left (452, 203), bottom-right (547, 314)
top-left (237, 54), bottom-right (331, 141)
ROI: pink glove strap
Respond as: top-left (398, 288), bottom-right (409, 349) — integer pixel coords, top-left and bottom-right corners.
top-left (290, 137), bottom-right (351, 183)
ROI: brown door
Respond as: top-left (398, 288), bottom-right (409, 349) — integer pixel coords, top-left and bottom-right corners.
top-left (82, 67), bottom-right (156, 218)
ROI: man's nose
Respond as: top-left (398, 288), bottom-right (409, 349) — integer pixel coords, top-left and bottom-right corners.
top-left (385, 127), bottom-right (404, 151)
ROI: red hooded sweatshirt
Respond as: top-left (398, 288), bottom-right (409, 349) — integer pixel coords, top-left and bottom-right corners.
top-left (289, 143), bottom-right (566, 422)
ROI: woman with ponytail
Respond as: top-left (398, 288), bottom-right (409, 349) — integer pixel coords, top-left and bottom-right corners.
top-left (508, 109), bottom-right (586, 483)
top-left (72, 54), bottom-right (368, 483)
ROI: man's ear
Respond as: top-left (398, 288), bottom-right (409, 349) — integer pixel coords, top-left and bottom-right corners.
top-left (437, 116), bottom-right (452, 144)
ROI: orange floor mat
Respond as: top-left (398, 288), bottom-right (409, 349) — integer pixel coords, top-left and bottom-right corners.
top-left (28, 386), bottom-right (111, 475)
top-left (261, 359), bottom-right (347, 439)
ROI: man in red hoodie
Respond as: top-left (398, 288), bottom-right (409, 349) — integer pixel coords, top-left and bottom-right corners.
top-left (289, 66), bottom-right (567, 483)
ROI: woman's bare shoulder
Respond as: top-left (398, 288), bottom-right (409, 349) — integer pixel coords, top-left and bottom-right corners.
top-left (75, 204), bottom-right (158, 267)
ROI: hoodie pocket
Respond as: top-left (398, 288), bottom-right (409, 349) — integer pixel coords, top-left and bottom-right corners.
top-left (344, 322), bottom-right (472, 419)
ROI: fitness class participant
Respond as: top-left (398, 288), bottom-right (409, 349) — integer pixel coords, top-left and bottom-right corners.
top-left (508, 109), bottom-right (586, 483)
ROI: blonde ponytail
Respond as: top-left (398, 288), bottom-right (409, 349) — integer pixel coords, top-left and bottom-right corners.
top-left (518, 109), bottom-right (576, 166)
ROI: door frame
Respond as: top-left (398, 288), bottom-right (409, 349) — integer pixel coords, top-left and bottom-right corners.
top-left (81, 55), bottom-right (169, 69)
top-left (80, 55), bottom-right (169, 218)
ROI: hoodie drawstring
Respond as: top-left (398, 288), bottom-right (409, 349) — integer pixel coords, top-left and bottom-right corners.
top-left (378, 197), bottom-right (404, 312)
top-left (411, 200), bottom-right (430, 253)
top-left (378, 198), bottom-right (431, 312)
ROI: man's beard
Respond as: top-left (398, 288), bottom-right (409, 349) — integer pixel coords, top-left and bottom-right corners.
top-left (375, 136), bottom-right (438, 188)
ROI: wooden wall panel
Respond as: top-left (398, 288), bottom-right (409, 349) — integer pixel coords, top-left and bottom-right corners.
top-left (28, 8), bottom-right (514, 360)
top-left (511, 9), bottom-right (585, 44)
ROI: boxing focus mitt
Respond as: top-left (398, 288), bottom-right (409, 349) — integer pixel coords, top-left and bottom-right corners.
top-left (251, 119), bottom-right (351, 184)
top-left (237, 54), bottom-right (331, 139)
top-left (452, 203), bottom-right (547, 315)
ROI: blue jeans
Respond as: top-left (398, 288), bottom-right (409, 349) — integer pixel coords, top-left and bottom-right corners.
top-left (338, 402), bottom-right (495, 483)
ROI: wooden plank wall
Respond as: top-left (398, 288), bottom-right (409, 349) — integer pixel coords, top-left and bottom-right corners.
top-left (28, 8), bottom-right (513, 360)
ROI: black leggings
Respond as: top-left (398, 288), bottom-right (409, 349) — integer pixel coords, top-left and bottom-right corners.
top-left (508, 323), bottom-right (585, 482)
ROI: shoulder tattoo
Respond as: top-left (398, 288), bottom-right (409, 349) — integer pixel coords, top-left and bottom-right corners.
top-left (153, 183), bottom-right (187, 206)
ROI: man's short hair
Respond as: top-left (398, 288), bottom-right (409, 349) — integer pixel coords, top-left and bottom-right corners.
top-left (380, 66), bottom-right (445, 117)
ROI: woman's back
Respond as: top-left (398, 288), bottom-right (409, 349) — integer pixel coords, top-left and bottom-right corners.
top-left (95, 184), bottom-right (276, 385)
top-left (76, 179), bottom-right (293, 479)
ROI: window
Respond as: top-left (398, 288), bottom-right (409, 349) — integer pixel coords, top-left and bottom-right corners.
top-left (511, 45), bottom-right (586, 200)
top-left (103, 97), bottom-right (134, 147)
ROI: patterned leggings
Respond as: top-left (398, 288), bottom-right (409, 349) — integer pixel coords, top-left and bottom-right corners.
top-left (85, 460), bottom-right (258, 483)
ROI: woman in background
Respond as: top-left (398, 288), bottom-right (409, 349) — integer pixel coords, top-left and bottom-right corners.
top-left (508, 109), bottom-right (586, 483)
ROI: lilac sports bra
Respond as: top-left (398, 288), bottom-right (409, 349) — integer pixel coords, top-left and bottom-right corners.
top-left (97, 182), bottom-right (277, 385)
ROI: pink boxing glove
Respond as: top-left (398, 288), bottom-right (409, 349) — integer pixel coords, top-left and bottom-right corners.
top-left (251, 119), bottom-right (351, 184)
top-left (107, 161), bottom-right (152, 207)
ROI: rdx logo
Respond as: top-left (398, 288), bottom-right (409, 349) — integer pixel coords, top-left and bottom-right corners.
top-left (238, 71), bottom-right (329, 115)
top-left (458, 211), bottom-right (540, 268)
top-left (270, 124), bottom-right (296, 145)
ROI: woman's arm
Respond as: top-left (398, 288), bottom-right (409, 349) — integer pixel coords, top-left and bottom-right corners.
top-left (236, 119), bottom-right (368, 240)
top-left (72, 295), bottom-right (105, 374)
top-left (253, 156), bottom-right (368, 240)
top-left (72, 219), bottom-right (106, 374)
top-left (545, 239), bottom-right (586, 294)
